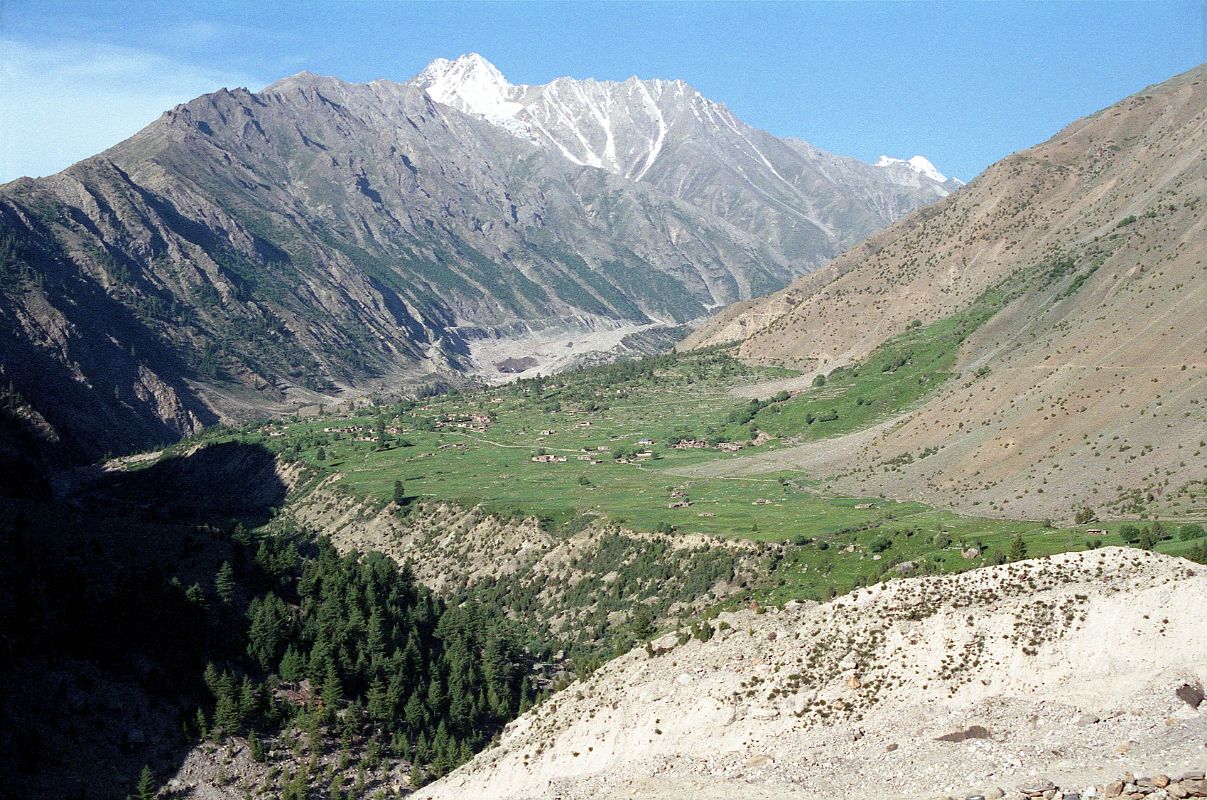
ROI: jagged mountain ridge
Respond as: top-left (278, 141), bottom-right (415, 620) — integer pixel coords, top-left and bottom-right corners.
top-left (0, 59), bottom-right (951, 461)
top-left (411, 53), bottom-right (958, 259)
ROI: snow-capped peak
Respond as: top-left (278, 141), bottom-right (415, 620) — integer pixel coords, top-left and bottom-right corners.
top-left (876, 154), bottom-right (949, 183)
top-left (411, 53), bottom-right (529, 120)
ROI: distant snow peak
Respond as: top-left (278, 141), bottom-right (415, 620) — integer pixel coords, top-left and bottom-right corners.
top-left (876, 154), bottom-right (948, 184)
top-left (412, 53), bottom-right (528, 121)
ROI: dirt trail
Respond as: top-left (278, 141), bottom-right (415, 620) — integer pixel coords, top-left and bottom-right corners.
top-left (668, 412), bottom-right (910, 479)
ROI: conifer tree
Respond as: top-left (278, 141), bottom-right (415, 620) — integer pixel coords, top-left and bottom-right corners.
top-left (135, 765), bottom-right (154, 800)
top-left (279, 646), bottom-right (305, 682)
top-left (213, 672), bottom-right (241, 735)
top-left (322, 660), bottom-right (343, 722)
top-left (238, 676), bottom-right (258, 721)
top-left (195, 707), bottom-right (209, 740)
top-left (215, 561), bottom-right (235, 605)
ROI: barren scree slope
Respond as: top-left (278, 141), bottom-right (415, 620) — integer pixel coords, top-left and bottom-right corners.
top-left (420, 548), bottom-right (1207, 800)
top-left (684, 65), bottom-right (1207, 520)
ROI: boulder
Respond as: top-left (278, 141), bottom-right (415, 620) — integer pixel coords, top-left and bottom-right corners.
top-left (1175, 682), bottom-right (1204, 709)
top-left (1179, 779), bottom-right (1207, 795)
top-left (649, 633), bottom-right (679, 655)
top-left (937, 725), bottom-right (992, 743)
top-left (1019, 779), bottom-right (1057, 796)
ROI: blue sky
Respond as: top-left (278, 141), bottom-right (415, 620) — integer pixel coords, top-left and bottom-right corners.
top-left (1, 1), bottom-right (1203, 183)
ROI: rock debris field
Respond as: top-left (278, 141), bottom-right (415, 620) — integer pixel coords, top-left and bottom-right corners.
top-left (421, 548), bottom-right (1207, 800)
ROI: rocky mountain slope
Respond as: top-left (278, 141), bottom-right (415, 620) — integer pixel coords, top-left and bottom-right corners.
top-left (684, 64), bottom-right (1207, 519)
top-left (419, 548), bottom-right (1207, 800)
top-left (412, 54), bottom-right (957, 261)
top-left (0, 57), bottom-right (949, 462)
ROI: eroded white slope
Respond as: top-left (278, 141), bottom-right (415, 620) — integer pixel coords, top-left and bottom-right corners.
top-left (420, 548), bottom-right (1207, 800)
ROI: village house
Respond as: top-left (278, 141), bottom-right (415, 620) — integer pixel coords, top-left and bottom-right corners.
top-left (668, 500), bottom-right (691, 509)
top-left (531, 454), bottom-right (568, 463)
top-left (670, 439), bottom-right (708, 450)
top-left (323, 425), bottom-right (365, 434)
top-left (718, 442), bottom-right (744, 453)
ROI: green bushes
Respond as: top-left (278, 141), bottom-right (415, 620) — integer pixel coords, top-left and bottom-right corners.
top-left (1179, 523), bottom-right (1206, 541)
top-left (1187, 541), bottom-right (1207, 565)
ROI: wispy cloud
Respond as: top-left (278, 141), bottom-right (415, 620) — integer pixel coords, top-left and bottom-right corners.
top-left (0, 39), bottom-right (265, 182)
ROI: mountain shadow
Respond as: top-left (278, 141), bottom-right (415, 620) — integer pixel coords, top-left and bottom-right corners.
top-left (0, 441), bottom-right (288, 799)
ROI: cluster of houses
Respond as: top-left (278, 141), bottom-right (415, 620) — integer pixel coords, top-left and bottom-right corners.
top-left (668, 488), bottom-right (691, 509)
top-left (322, 424), bottom-right (369, 434)
top-left (531, 454), bottom-right (569, 463)
top-left (319, 423), bottom-right (403, 443)
top-left (434, 413), bottom-right (492, 433)
top-left (669, 438), bottom-right (745, 452)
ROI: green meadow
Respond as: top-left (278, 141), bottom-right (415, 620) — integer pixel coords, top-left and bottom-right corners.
top-left (180, 334), bottom-right (1205, 604)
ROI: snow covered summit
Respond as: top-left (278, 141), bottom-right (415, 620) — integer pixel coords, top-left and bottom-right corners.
top-left (406, 54), bottom-right (957, 259)
top-left (876, 154), bottom-right (961, 186)
top-left (411, 53), bottom-right (531, 120)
